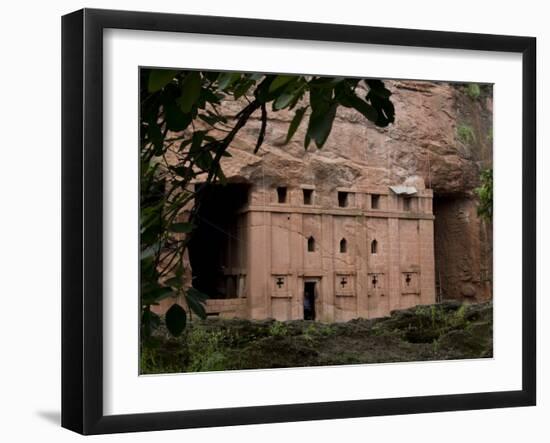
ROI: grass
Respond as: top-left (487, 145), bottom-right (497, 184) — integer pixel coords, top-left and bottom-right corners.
top-left (140, 301), bottom-right (493, 374)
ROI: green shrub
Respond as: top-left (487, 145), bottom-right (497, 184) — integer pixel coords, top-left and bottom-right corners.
top-left (269, 321), bottom-right (289, 338)
top-left (474, 168), bottom-right (493, 221)
top-left (302, 323), bottom-right (317, 343)
top-left (318, 323), bottom-right (336, 337)
top-left (186, 326), bottom-right (228, 372)
top-left (140, 338), bottom-right (186, 374)
top-left (457, 124), bottom-right (476, 145)
top-left (301, 322), bottom-right (336, 343)
top-left (449, 305), bottom-right (468, 328)
top-left (466, 83), bottom-right (481, 99)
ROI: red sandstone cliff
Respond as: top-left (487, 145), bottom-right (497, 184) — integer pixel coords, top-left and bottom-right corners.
top-left (211, 80), bottom-right (493, 302)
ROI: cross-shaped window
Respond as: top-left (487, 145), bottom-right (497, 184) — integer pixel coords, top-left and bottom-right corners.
top-left (276, 277), bottom-right (285, 288)
top-left (340, 277), bottom-right (348, 288)
top-left (405, 273), bottom-right (412, 286)
top-left (372, 274), bottom-right (378, 288)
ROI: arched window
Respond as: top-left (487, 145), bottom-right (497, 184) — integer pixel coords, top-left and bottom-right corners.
top-left (307, 236), bottom-right (315, 252)
top-left (339, 238), bottom-right (347, 253)
top-left (371, 239), bottom-right (378, 254)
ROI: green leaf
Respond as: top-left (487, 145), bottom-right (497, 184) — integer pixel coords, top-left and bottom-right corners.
top-left (178, 72), bottom-right (202, 113)
top-left (194, 150), bottom-right (213, 171)
top-left (170, 165), bottom-right (193, 179)
top-left (273, 81), bottom-right (307, 111)
top-left (273, 91), bottom-right (296, 110)
top-left (169, 222), bottom-right (195, 233)
top-left (141, 308), bottom-right (161, 338)
top-left (198, 113), bottom-right (221, 127)
top-left (146, 120), bottom-right (163, 154)
top-left (306, 102), bottom-right (338, 148)
top-left (366, 79), bottom-right (392, 99)
top-left (201, 88), bottom-right (221, 104)
top-left (140, 241), bottom-right (163, 260)
top-left (285, 107), bottom-right (307, 144)
top-left (344, 94), bottom-right (378, 122)
top-left (164, 101), bottom-right (192, 131)
top-left (141, 286), bottom-right (174, 305)
top-left (165, 303), bottom-right (187, 336)
top-left (233, 79), bottom-right (255, 99)
top-left (189, 131), bottom-right (206, 154)
top-left (148, 69), bottom-right (178, 93)
top-left (309, 77), bottom-right (343, 89)
top-left (217, 72), bottom-right (241, 91)
top-left (309, 87), bottom-right (332, 115)
top-left (185, 288), bottom-right (207, 319)
top-left (203, 71), bottom-right (219, 82)
top-left (254, 75), bottom-right (276, 103)
top-left (304, 133), bottom-right (312, 150)
top-left (268, 75), bottom-right (294, 93)
top-left (214, 164), bottom-right (227, 185)
top-left (187, 287), bottom-right (209, 302)
top-left (366, 91), bottom-right (395, 127)
top-left (165, 276), bottom-right (183, 288)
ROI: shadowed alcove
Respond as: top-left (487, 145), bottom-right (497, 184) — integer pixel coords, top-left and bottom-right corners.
top-left (188, 182), bottom-right (250, 299)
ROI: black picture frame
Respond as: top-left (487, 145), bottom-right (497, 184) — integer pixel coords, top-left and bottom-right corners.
top-left (61, 8), bottom-right (536, 435)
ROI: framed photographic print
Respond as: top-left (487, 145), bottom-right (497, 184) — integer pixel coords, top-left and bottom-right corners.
top-left (61, 8), bottom-right (536, 435)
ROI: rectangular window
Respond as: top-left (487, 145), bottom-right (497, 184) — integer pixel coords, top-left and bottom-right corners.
top-left (403, 197), bottom-right (411, 211)
top-left (303, 189), bottom-right (313, 205)
top-left (338, 191), bottom-right (349, 208)
top-left (277, 186), bottom-right (287, 203)
top-left (371, 194), bottom-right (380, 209)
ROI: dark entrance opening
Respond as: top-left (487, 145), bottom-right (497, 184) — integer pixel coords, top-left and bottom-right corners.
top-left (303, 282), bottom-right (316, 320)
top-left (188, 183), bottom-right (249, 298)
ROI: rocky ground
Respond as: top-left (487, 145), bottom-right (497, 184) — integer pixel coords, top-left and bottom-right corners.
top-left (141, 301), bottom-right (492, 374)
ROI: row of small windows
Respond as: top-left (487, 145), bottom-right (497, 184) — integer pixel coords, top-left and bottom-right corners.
top-left (306, 237), bottom-right (378, 254)
top-left (338, 191), bottom-right (381, 209)
top-left (277, 187), bottom-right (381, 209)
top-left (278, 187), bottom-right (316, 205)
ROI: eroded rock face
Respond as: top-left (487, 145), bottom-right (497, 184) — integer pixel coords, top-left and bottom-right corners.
top-left (212, 80), bottom-right (493, 301)
top-left (218, 80), bottom-right (492, 195)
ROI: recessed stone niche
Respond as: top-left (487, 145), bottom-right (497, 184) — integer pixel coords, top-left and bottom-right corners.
top-left (335, 273), bottom-right (355, 297)
top-left (401, 271), bottom-right (420, 295)
top-left (367, 272), bottom-right (386, 297)
top-left (272, 274), bottom-right (291, 298)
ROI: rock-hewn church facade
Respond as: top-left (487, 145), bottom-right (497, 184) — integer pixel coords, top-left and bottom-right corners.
top-left (151, 78), bottom-right (494, 321)
top-left (189, 178), bottom-right (436, 322)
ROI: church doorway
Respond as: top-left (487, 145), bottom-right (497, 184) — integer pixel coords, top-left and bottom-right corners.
top-left (303, 281), bottom-right (316, 320)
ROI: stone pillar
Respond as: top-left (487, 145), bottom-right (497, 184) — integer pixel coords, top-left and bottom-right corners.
top-left (321, 213), bottom-right (334, 322)
top-left (356, 215), bottom-right (369, 318)
top-left (289, 212), bottom-right (303, 319)
top-left (387, 217), bottom-right (401, 312)
top-left (419, 218), bottom-right (436, 305)
top-left (247, 210), bottom-right (271, 319)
